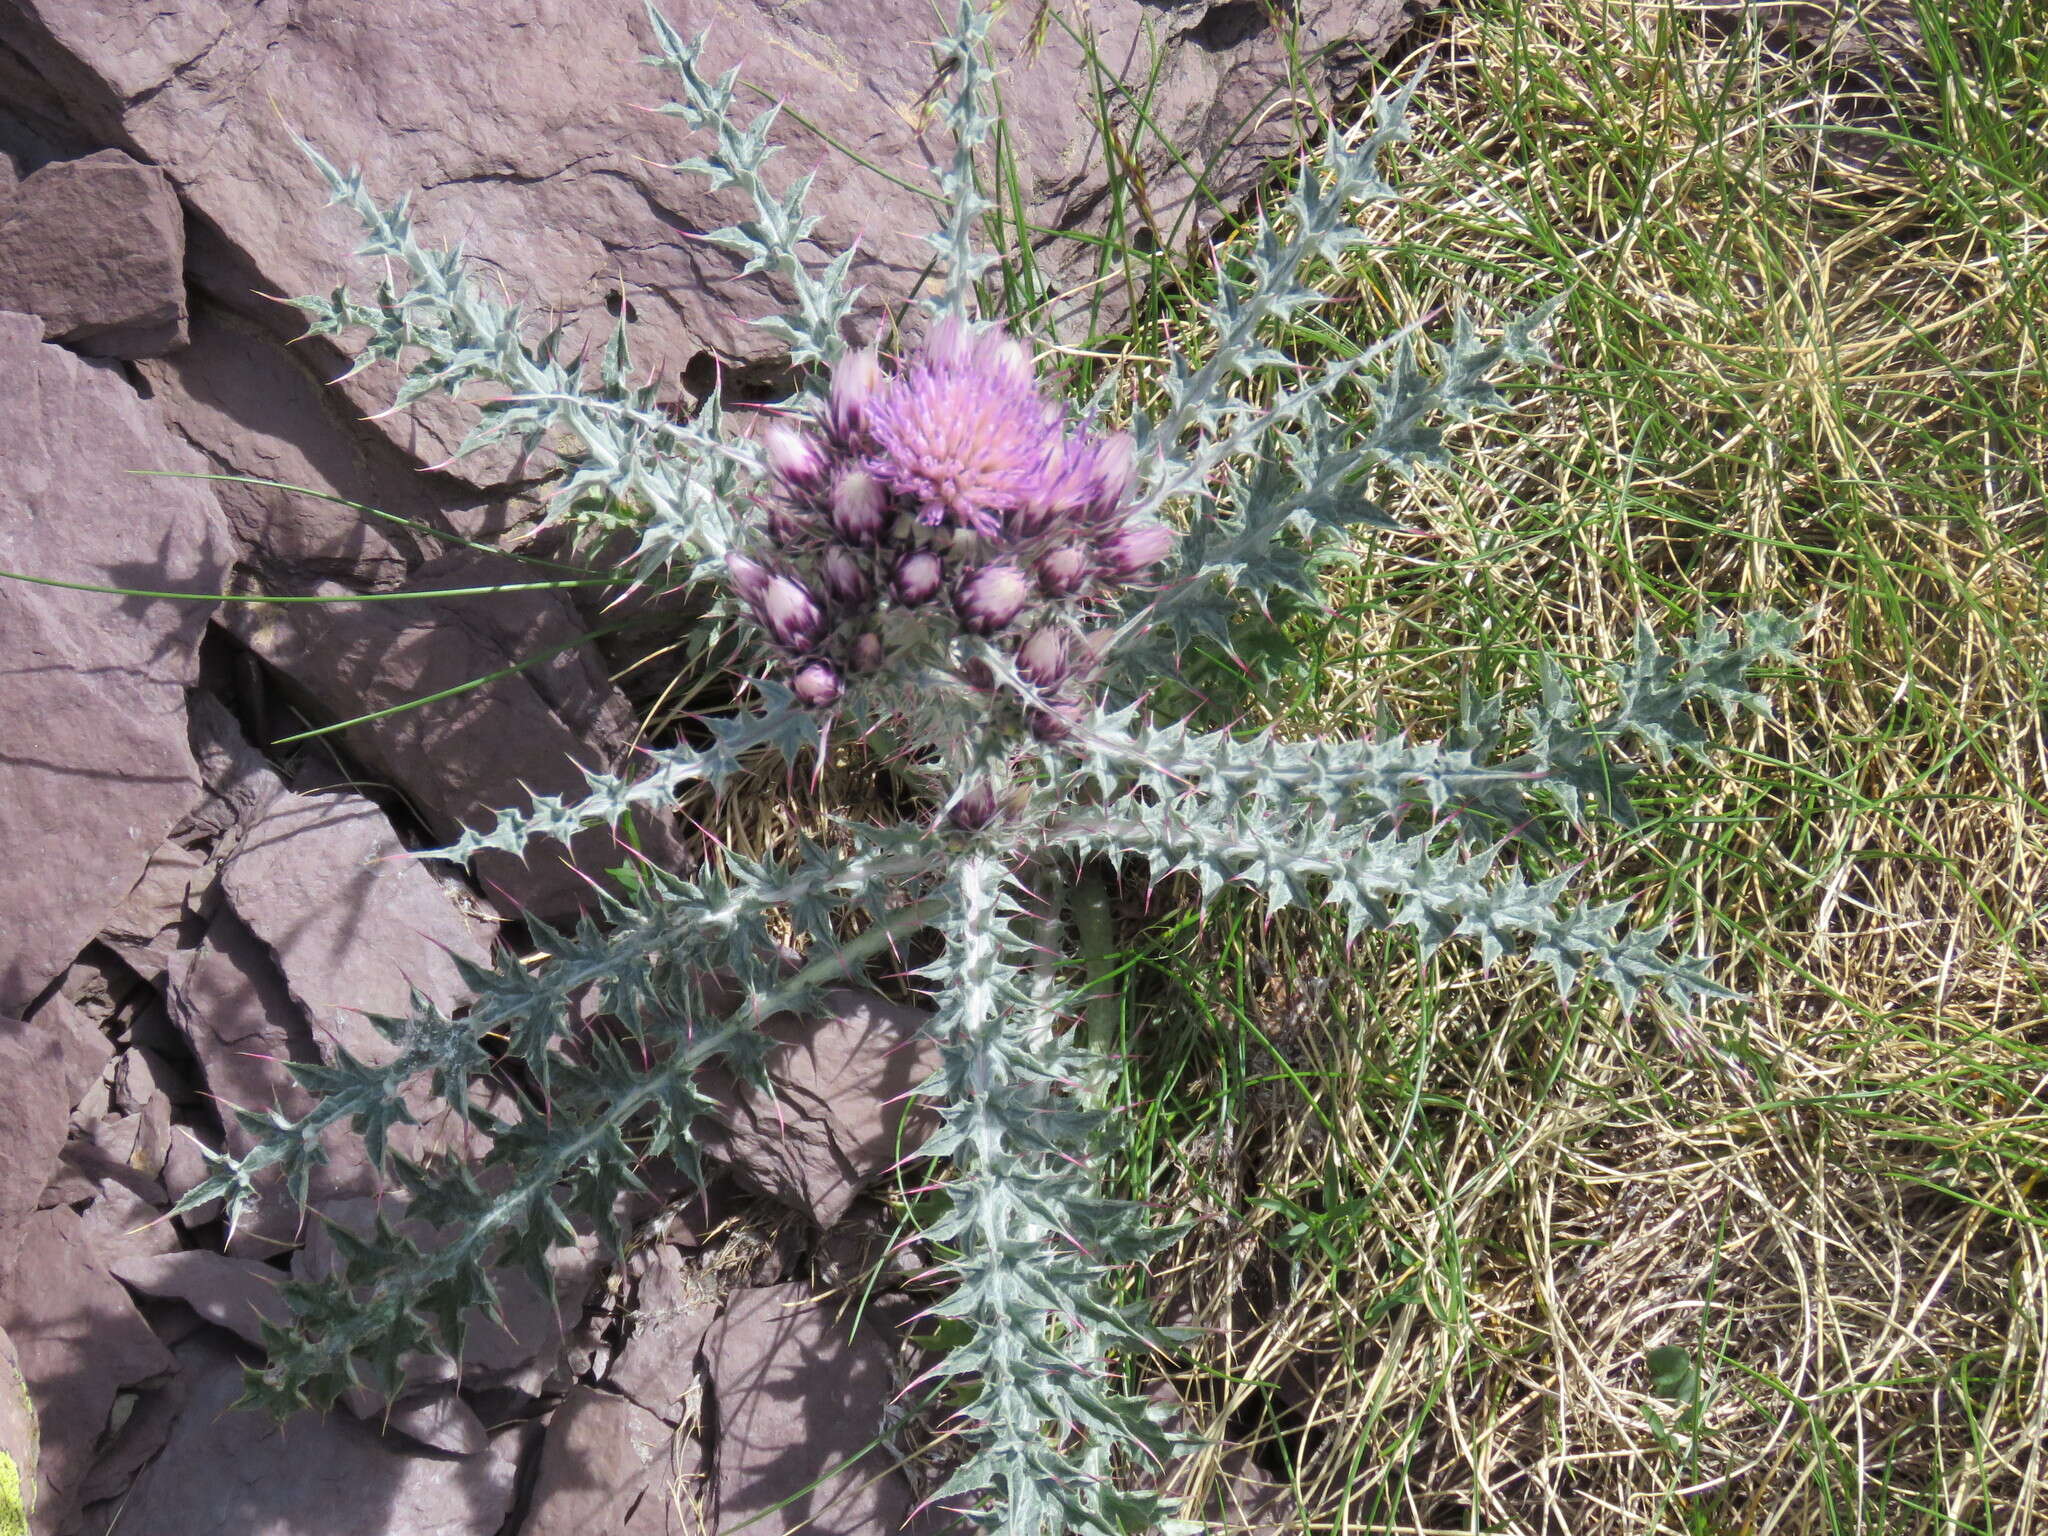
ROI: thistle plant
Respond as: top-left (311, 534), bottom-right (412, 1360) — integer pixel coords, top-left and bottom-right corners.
top-left (180, 5), bottom-right (1798, 1533)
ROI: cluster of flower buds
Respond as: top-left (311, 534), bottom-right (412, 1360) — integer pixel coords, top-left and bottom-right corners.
top-left (725, 320), bottom-right (1175, 737)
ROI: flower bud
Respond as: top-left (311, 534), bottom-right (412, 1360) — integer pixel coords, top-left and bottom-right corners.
top-left (725, 551), bottom-right (773, 604)
top-left (762, 424), bottom-right (826, 493)
top-left (1006, 494), bottom-right (1059, 541)
top-left (790, 658), bottom-right (843, 707)
top-left (766, 505), bottom-right (812, 549)
top-left (958, 658), bottom-right (995, 692)
top-left (1035, 544), bottom-right (1090, 597)
top-left (1097, 521), bottom-right (1175, 581)
top-left (1084, 432), bottom-right (1136, 518)
top-left (984, 331), bottom-right (1033, 386)
top-left (849, 632), bottom-right (886, 673)
top-left (956, 563), bottom-right (1032, 635)
top-left (819, 546), bottom-right (870, 605)
top-left (1028, 697), bottom-right (1083, 743)
top-left (827, 348), bottom-right (883, 442)
top-left (830, 471), bottom-right (887, 544)
top-left (758, 575), bottom-right (824, 652)
top-left (1016, 626), bottom-right (1068, 689)
top-left (925, 316), bottom-right (973, 369)
top-left (946, 781), bottom-right (1000, 832)
top-left (892, 550), bottom-right (944, 606)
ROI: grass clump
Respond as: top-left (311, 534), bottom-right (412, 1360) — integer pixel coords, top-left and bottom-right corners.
top-left (1087, 0), bottom-right (2048, 1529)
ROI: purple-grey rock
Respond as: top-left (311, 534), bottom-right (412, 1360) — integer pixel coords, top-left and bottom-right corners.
top-left (0, 1323), bottom-right (36, 1530)
top-left (0, 1017), bottom-right (72, 1291)
top-left (220, 554), bottom-right (665, 925)
top-left (94, 829), bottom-right (214, 987)
top-left (220, 787), bottom-right (494, 1063)
top-left (522, 1384), bottom-right (707, 1536)
top-left (607, 1243), bottom-right (718, 1419)
top-left (701, 989), bottom-right (939, 1228)
top-left (0, 1206), bottom-right (175, 1533)
top-left (701, 1283), bottom-right (922, 1536)
top-left (0, 149), bottom-right (185, 356)
top-left (106, 1334), bottom-right (520, 1536)
top-left (131, 303), bottom-right (669, 923)
top-left (109, 1249), bottom-right (288, 1349)
top-left (161, 905), bottom-right (376, 1253)
top-left (1, 0), bottom-right (1417, 466)
top-left (0, 311), bottom-right (233, 1015)
top-left (370, 1388), bottom-right (491, 1459)
top-left (25, 993), bottom-right (116, 1115)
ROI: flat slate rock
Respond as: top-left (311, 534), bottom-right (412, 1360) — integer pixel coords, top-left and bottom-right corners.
top-left (0, 1206), bottom-right (175, 1534)
top-left (521, 1385), bottom-right (707, 1536)
top-left (220, 555), bottom-right (665, 925)
top-left (0, 1324), bottom-right (36, 1534)
top-left (0, 1018), bottom-right (72, 1292)
top-left (220, 788), bottom-right (494, 1100)
top-left (105, 1334), bottom-right (520, 1536)
top-left (162, 904), bottom-right (379, 1253)
top-left (4, 0), bottom-right (1417, 469)
top-left (702, 1283), bottom-right (922, 1536)
top-left (702, 989), bottom-right (938, 1229)
top-left (0, 310), bottom-right (232, 1015)
top-left (0, 148), bottom-right (186, 356)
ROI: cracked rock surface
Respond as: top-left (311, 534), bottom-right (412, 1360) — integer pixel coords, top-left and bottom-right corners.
top-left (0, 0), bottom-right (1423, 1529)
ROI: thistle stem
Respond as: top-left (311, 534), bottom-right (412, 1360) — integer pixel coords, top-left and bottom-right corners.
top-left (1071, 864), bottom-right (1120, 1105)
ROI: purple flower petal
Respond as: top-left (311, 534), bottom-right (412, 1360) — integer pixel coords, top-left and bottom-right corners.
top-left (946, 780), bottom-right (1000, 832)
top-left (866, 323), bottom-right (1067, 539)
top-left (827, 348), bottom-right (883, 443)
top-left (726, 551), bottom-right (773, 604)
top-left (1016, 627), bottom-right (1068, 689)
top-left (820, 546), bottom-right (870, 605)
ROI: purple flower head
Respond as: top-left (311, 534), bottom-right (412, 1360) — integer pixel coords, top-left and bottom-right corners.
top-left (1035, 544), bottom-right (1090, 598)
top-left (1097, 522), bottom-right (1176, 582)
top-left (866, 320), bottom-right (1067, 539)
top-left (892, 550), bottom-right (944, 606)
top-left (757, 575), bottom-right (825, 652)
top-left (946, 780), bottom-right (1000, 832)
top-left (1009, 431), bottom-right (1138, 539)
top-left (819, 546), bottom-right (870, 605)
top-left (725, 552), bottom-right (773, 605)
top-left (1083, 432), bottom-right (1137, 516)
top-left (826, 348), bottom-right (883, 444)
top-left (765, 504), bottom-right (813, 550)
top-left (1027, 697), bottom-right (1084, 743)
top-left (762, 424), bottom-right (826, 495)
top-left (1016, 626), bottom-right (1068, 690)
top-left (830, 471), bottom-right (888, 544)
top-left (849, 632), bottom-right (886, 673)
top-left (790, 658), bottom-right (843, 707)
top-left (956, 563), bottom-right (1033, 635)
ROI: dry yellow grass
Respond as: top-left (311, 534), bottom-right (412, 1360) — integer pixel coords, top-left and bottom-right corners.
top-left (1109, 0), bottom-right (2048, 1530)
